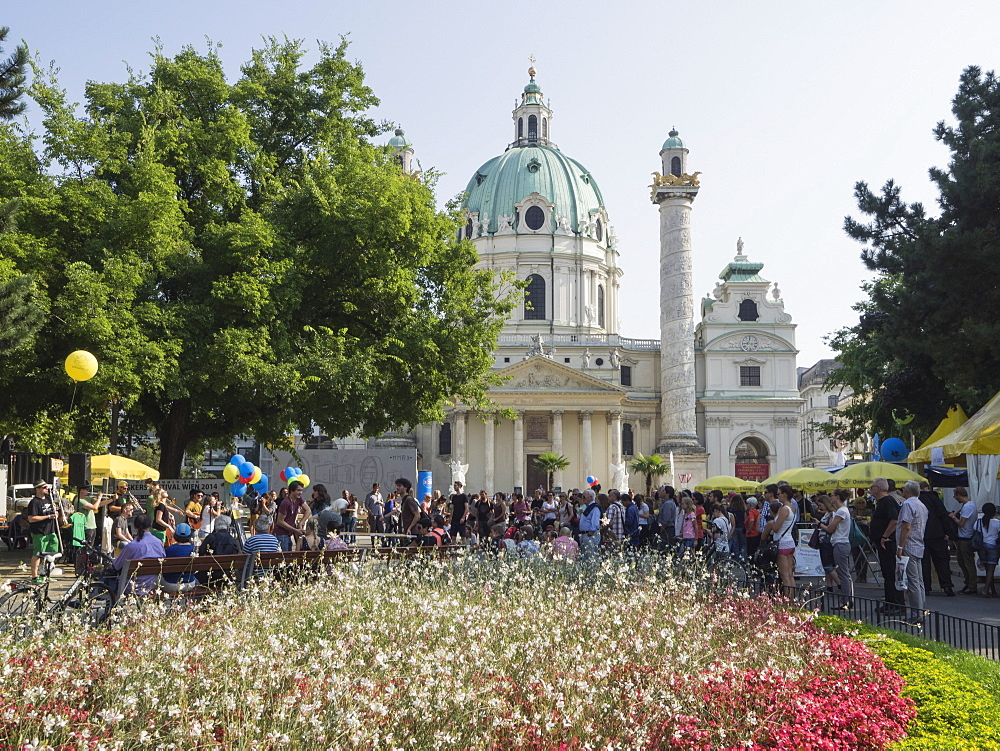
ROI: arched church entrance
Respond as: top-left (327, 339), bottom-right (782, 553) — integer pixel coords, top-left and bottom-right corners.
top-left (734, 437), bottom-right (770, 482)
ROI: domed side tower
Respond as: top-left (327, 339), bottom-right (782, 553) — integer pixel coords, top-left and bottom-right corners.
top-left (388, 128), bottom-right (414, 173)
top-left (460, 67), bottom-right (622, 337)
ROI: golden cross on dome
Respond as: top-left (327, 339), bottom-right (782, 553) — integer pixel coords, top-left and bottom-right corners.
top-left (528, 54), bottom-right (536, 66)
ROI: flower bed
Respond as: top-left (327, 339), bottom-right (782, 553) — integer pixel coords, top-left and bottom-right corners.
top-left (2, 555), bottom-right (914, 749)
top-left (816, 616), bottom-right (1000, 750)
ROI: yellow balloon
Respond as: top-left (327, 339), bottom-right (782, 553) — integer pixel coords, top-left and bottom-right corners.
top-left (295, 473), bottom-right (310, 488)
top-left (222, 464), bottom-right (240, 483)
top-left (65, 350), bottom-right (99, 382)
top-left (249, 466), bottom-right (262, 485)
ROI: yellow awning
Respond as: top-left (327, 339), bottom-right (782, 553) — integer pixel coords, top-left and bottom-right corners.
top-left (916, 405), bottom-right (969, 451)
top-left (56, 454), bottom-right (160, 483)
top-left (909, 391), bottom-right (1000, 463)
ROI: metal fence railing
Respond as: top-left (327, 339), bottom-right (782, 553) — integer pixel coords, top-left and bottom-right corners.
top-left (765, 582), bottom-right (1000, 661)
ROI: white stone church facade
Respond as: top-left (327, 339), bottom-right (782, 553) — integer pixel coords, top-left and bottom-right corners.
top-left (402, 69), bottom-right (802, 493)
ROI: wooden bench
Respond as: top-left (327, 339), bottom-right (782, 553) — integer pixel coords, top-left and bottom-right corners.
top-left (244, 548), bottom-right (367, 583)
top-left (372, 544), bottom-right (466, 560)
top-left (110, 553), bottom-right (250, 608)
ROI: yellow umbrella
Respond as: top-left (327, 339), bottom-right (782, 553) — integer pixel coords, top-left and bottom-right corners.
top-left (831, 461), bottom-right (924, 489)
top-left (694, 475), bottom-right (760, 493)
top-left (56, 454), bottom-right (160, 483)
top-left (757, 467), bottom-right (838, 492)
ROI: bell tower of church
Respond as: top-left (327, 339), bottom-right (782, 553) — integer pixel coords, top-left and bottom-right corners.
top-left (651, 129), bottom-right (707, 477)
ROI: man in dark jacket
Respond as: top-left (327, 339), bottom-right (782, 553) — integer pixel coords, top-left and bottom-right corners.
top-left (919, 483), bottom-right (955, 596)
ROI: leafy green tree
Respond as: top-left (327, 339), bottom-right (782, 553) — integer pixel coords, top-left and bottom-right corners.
top-left (0, 274), bottom-right (45, 356)
top-left (828, 66), bottom-right (1000, 442)
top-left (0, 26), bottom-right (27, 120)
top-left (533, 451), bottom-right (570, 491)
top-left (0, 38), bottom-right (515, 472)
top-left (630, 453), bottom-right (665, 497)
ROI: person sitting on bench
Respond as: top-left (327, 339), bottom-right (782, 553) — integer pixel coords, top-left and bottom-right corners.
top-left (161, 522), bottom-right (198, 593)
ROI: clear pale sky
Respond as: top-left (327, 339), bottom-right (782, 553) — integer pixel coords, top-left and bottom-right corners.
top-left (7, 1), bottom-right (999, 367)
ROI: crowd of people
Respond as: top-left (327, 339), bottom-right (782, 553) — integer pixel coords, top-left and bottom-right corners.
top-left (15, 471), bottom-right (990, 624)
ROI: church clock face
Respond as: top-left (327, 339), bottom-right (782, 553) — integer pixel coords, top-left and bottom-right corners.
top-left (741, 335), bottom-right (759, 352)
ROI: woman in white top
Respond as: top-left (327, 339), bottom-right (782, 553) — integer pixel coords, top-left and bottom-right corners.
top-left (763, 486), bottom-right (799, 591)
top-left (976, 502), bottom-right (1000, 597)
top-left (819, 489), bottom-right (854, 608)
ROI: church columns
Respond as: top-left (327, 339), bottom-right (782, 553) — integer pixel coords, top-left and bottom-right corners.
top-left (453, 408), bottom-right (468, 464)
top-left (580, 410), bottom-right (593, 479)
top-left (638, 417), bottom-right (652, 457)
top-left (513, 411), bottom-right (525, 491)
top-left (484, 416), bottom-right (495, 492)
top-left (551, 410), bottom-right (564, 489)
top-left (610, 409), bottom-right (623, 465)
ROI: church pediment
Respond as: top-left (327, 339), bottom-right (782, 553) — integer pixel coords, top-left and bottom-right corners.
top-left (494, 356), bottom-right (625, 393)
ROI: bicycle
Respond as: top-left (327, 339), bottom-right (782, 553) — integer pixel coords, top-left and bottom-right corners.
top-left (0, 544), bottom-right (115, 633)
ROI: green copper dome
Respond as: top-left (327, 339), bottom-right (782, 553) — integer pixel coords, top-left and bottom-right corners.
top-left (387, 128), bottom-right (411, 149)
top-left (661, 127), bottom-right (684, 150)
top-left (463, 144), bottom-right (605, 235)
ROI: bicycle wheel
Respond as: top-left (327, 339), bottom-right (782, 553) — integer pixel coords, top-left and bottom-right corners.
top-left (0, 586), bottom-right (43, 635)
top-left (61, 582), bottom-right (114, 626)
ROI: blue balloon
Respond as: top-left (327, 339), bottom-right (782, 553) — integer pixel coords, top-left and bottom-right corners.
top-left (253, 473), bottom-right (269, 495)
top-left (230, 481), bottom-right (248, 497)
top-left (881, 437), bottom-right (908, 463)
top-left (239, 461), bottom-right (255, 478)
top-left (230, 454), bottom-right (245, 466)
top-left (286, 466), bottom-right (299, 478)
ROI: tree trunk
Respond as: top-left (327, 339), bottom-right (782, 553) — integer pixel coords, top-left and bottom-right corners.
top-left (109, 398), bottom-right (120, 455)
top-left (156, 398), bottom-right (195, 477)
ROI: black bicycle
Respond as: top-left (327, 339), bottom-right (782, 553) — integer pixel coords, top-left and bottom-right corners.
top-left (0, 544), bottom-right (115, 633)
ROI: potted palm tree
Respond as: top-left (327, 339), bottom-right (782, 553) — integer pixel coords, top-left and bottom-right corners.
top-left (630, 453), bottom-right (666, 497)
top-left (533, 452), bottom-right (571, 491)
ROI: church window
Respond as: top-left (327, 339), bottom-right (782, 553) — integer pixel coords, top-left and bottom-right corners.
top-left (518, 117), bottom-right (523, 138)
top-left (542, 117), bottom-right (548, 139)
top-left (597, 285), bottom-right (606, 328)
top-left (738, 299), bottom-right (759, 321)
top-left (740, 366), bottom-right (761, 386)
top-left (670, 156), bottom-right (681, 176)
top-left (735, 437), bottom-right (768, 464)
top-left (622, 423), bottom-right (635, 457)
top-left (595, 219), bottom-right (603, 242)
top-left (465, 218), bottom-right (474, 238)
top-left (620, 365), bottom-right (632, 386)
top-left (438, 423), bottom-right (452, 456)
top-left (827, 395), bottom-right (839, 408)
top-left (564, 357), bottom-right (570, 363)
top-left (525, 205), bottom-right (545, 230)
top-left (595, 357), bottom-right (604, 366)
top-left (528, 115), bottom-right (538, 141)
top-left (524, 274), bottom-right (546, 319)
